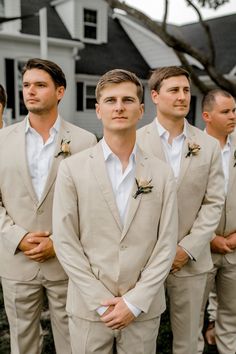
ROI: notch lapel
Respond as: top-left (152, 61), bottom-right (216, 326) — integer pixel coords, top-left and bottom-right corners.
top-left (146, 120), bottom-right (166, 161)
top-left (121, 148), bottom-right (151, 240)
top-left (38, 120), bottom-right (70, 207)
top-left (90, 143), bottom-right (123, 231)
top-left (16, 120), bottom-right (38, 205)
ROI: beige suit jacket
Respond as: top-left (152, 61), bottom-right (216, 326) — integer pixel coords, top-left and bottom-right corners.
top-left (53, 143), bottom-right (178, 321)
top-left (213, 131), bottom-right (236, 264)
top-left (0, 118), bottom-right (96, 281)
top-left (137, 119), bottom-right (225, 276)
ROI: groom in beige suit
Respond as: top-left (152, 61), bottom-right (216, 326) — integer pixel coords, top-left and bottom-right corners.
top-left (0, 58), bottom-right (96, 354)
top-left (53, 69), bottom-right (178, 354)
top-left (198, 89), bottom-right (236, 354)
top-left (137, 66), bottom-right (225, 354)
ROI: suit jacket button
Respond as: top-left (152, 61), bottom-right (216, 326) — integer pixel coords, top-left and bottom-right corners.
top-left (37, 209), bottom-right (43, 215)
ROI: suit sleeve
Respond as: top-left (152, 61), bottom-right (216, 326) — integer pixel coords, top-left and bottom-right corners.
top-left (179, 141), bottom-right (225, 259)
top-left (53, 160), bottom-right (114, 312)
top-left (124, 170), bottom-right (178, 313)
top-left (0, 190), bottom-right (28, 254)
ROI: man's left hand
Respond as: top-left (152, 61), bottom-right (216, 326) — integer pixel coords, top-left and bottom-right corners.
top-left (24, 235), bottom-right (55, 262)
top-left (226, 232), bottom-right (236, 250)
top-left (101, 297), bottom-right (135, 330)
top-left (170, 245), bottom-right (189, 273)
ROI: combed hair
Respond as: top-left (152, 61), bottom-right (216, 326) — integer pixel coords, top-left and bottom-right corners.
top-left (95, 69), bottom-right (143, 103)
top-left (22, 58), bottom-right (67, 89)
top-left (148, 66), bottom-right (190, 92)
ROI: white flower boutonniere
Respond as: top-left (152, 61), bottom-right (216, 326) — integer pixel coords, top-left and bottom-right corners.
top-left (185, 142), bottom-right (201, 158)
top-left (133, 178), bottom-right (153, 199)
top-left (55, 139), bottom-right (71, 158)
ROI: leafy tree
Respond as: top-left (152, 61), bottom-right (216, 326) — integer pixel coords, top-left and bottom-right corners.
top-left (105, 0), bottom-right (236, 95)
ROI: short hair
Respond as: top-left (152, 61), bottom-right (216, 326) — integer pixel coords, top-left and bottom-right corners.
top-left (95, 69), bottom-right (143, 103)
top-left (202, 88), bottom-right (234, 112)
top-left (22, 58), bottom-right (67, 89)
top-left (0, 84), bottom-right (7, 109)
top-left (148, 66), bottom-right (191, 92)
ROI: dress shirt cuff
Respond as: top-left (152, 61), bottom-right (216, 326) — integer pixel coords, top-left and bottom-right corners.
top-left (180, 245), bottom-right (195, 261)
top-left (96, 306), bottom-right (109, 316)
top-left (123, 297), bottom-right (142, 317)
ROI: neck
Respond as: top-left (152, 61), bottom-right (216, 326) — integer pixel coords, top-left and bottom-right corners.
top-left (206, 126), bottom-right (227, 148)
top-left (28, 111), bottom-right (58, 142)
top-left (157, 115), bottom-right (185, 144)
top-left (104, 130), bottom-right (136, 171)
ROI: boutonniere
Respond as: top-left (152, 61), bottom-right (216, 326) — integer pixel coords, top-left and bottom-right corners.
top-left (234, 150), bottom-right (236, 167)
top-left (55, 139), bottom-right (71, 158)
top-left (133, 178), bottom-right (153, 199)
top-left (185, 142), bottom-right (201, 158)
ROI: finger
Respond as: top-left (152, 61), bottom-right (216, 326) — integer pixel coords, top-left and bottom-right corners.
top-left (24, 246), bottom-right (44, 255)
top-left (30, 231), bottom-right (50, 238)
top-left (27, 237), bottom-right (47, 244)
top-left (101, 298), bottom-right (120, 307)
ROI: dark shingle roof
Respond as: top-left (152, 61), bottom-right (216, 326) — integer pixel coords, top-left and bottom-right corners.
top-left (76, 15), bottom-right (150, 79)
top-left (179, 14), bottom-right (236, 74)
top-left (21, 0), bottom-right (73, 40)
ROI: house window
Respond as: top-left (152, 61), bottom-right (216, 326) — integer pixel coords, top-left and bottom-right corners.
top-left (83, 9), bottom-right (97, 40)
top-left (17, 60), bottom-right (28, 116)
top-left (0, 0), bottom-right (5, 16)
top-left (186, 95), bottom-right (196, 126)
top-left (76, 82), bottom-right (96, 111)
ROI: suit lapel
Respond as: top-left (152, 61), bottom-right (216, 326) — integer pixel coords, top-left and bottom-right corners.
top-left (16, 119), bottom-right (38, 204)
top-left (227, 133), bottom-right (236, 193)
top-left (146, 120), bottom-right (166, 160)
top-left (121, 148), bottom-right (151, 240)
top-left (177, 123), bottom-right (196, 189)
top-left (38, 119), bottom-right (71, 207)
top-left (90, 143), bottom-right (123, 231)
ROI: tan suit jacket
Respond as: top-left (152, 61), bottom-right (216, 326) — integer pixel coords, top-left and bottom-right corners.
top-left (214, 131), bottom-right (236, 264)
top-left (53, 143), bottom-right (178, 321)
top-left (137, 119), bottom-right (225, 276)
top-left (0, 118), bottom-right (96, 281)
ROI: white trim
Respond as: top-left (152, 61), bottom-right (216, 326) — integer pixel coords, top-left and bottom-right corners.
top-left (0, 32), bottom-right (84, 49)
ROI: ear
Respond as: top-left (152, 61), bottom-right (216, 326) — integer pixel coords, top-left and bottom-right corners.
top-left (151, 90), bottom-right (159, 104)
top-left (139, 103), bottom-right (144, 120)
top-left (95, 103), bottom-right (102, 120)
top-left (202, 111), bottom-right (211, 124)
top-left (57, 86), bottom-right (65, 101)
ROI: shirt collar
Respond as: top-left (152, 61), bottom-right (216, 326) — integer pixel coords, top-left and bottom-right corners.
top-left (25, 115), bottom-right (61, 134)
top-left (155, 117), bottom-right (187, 139)
top-left (101, 137), bottom-right (137, 162)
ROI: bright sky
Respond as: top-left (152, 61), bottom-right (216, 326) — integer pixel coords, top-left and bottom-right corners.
top-left (124, 0), bottom-right (236, 25)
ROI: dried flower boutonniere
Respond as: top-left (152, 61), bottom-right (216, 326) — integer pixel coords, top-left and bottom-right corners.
top-left (234, 150), bottom-right (236, 167)
top-left (185, 142), bottom-right (201, 158)
top-left (133, 178), bottom-right (153, 199)
top-left (55, 139), bottom-right (71, 158)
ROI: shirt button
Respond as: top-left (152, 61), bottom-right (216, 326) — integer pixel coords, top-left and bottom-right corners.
top-left (37, 209), bottom-right (44, 215)
top-left (120, 245), bottom-right (127, 250)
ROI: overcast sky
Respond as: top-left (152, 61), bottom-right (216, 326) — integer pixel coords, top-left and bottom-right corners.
top-left (124, 0), bottom-right (236, 25)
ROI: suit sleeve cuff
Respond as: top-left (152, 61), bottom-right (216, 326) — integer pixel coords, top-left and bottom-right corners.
top-left (96, 306), bottom-right (109, 316)
top-left (180, 245), bottom-right (195, 261)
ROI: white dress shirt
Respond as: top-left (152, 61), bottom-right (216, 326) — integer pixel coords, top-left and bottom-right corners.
top-left (97, 138), bottom-right (141, 317)
top-left (25, 115), bottom-right (61, 200)
top-left (155, 118), bottom-right (187, 179)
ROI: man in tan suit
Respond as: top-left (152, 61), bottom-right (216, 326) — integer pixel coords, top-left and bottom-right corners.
top-left (137, 66), bottom-right (225, 354)
top-left (53, 69), bottom-right (178, 354)
top-left (198, 89), bottom-right (236, 354)
top-left (0, 58), bottom-right (96, 354)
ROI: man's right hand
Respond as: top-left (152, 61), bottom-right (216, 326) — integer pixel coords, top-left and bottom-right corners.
top-left (18, 231), bottom-right (50, 252)
top-left (210, 235), bottom-right (233, 254)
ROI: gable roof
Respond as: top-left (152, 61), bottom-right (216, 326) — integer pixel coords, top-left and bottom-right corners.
top-left (21, 0), bottom-right (73, 40)
top-left (179, 14), bottom-right (236, 74)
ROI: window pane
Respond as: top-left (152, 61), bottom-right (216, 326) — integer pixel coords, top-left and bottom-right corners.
top-left (86, 85), bottom-right (96, 96)
top-left (84, 9), bottom-right (97, 24)
top-left (84, 25), bottom-right (97, 39)
top-left (86, 98), bottom-right (96, 110)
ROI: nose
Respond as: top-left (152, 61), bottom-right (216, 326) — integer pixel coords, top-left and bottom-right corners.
top-left (27, 85), bottom-right (36, 95)
top-left (114, 99), bottom-right (124, 112)
top-left (177, 90), bottom-right (186, 100)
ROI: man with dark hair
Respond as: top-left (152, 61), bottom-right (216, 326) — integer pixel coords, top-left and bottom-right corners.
top-left (0, 84), bottom-right (7, 128)
top-left (198, 88), bottom-right (236, 354)
top-left (0, 58), bottom-right (97, 354)
top-left (137, 66), bottom-right (225, 354)
top-left (53, 68), bottom-right (178, 354)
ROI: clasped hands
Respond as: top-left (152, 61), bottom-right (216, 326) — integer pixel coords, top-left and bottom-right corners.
top-left (100, 297), bottom-right (135, 330)
top-left (18, 231), bottom-right (55, 262)
top-left (211, 232), bottom-right (236, 254)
